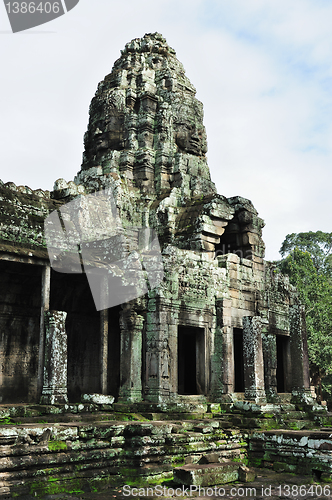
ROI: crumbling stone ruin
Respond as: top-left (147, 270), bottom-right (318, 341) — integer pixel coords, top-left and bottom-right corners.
top-left (0, 32), bottom-right (311, 409)
top-left (0, 33), bottom-right (328, 495)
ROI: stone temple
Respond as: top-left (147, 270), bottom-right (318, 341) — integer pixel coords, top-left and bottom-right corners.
top-left (0, 32), bottom-right (311, 410)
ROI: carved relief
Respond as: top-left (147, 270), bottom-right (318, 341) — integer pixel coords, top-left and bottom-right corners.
top-left (146, 339), bottom-right (171, 389)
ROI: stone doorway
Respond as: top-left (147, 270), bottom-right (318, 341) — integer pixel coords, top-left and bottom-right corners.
top-left (233, 328), bottom-right (245, 392)
top-left (178, 326), bottom-right (205, 395)
top-left (276, 335), bottom-right (291, 393)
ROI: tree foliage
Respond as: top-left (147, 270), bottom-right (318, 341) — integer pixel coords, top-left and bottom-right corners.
top-left (278, 233), bottom-right (332, 398)
top-left (280, 231), bottom-right (332, 278)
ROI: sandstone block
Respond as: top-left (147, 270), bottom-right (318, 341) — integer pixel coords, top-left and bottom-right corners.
top-left (238, 464), bottom-right (256, 482)
top-left (81, 394), bottom-right (115, 405)
top-left (173, 462), bottom-right (239, 486)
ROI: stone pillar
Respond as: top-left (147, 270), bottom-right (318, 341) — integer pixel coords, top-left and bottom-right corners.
top-left (217, 299), bottom-right (234, 400)
top-left (144, 298), bottom-right (174, 404)
top-left (222, 326), bottom-right (234, 395)
top-left (118, 305), bottom-right (143, 403)
top-left (243, 316), bottom-right (266, 403)
top-left (209, 305), bottom-right (223, 401)
top-left (290, 304), bottom-right (311, 401)
top-left (262, 333), bottom-right (277, 401)
top-left (40, 310), bottom-right (68, 404)
top-left (100, 275), bottom-right (108, 395)
top-left (37, 265), bottom-right (51, 398)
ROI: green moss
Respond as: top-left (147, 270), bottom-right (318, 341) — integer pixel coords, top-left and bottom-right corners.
top-left (113, 412), bottom-right (149, 422)
top-left (30, 478), bottom-right (84, 497)
top-left (171, 456), bottom-right (185, 466)
top-left (0, 417), bottom-right (21, 425)
top-left (48, 440), bottom-right (67, 452)
top-left (123, 475), bottom-right (174, 488)
top-left (249, 457), bottom-right (262, 467)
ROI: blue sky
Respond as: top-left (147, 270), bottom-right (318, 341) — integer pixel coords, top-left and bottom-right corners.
top-left (1, 0), bottom-right (332, 260)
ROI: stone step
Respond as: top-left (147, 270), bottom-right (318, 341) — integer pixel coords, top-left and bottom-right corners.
top-left (173, 461), bottom-right (255, 487)
top-left (141, 412), bottom-right (213, 421)
top-left (279, 404), bottom-right (297, 412)
top-left (2, 412), bottom-right (150, 425)
top-left (283, 419), bottom-right (316, 430)
top-left (174, 462), bottom-right (239, 486)
top-left (280, 411), bottom-right (307, 420)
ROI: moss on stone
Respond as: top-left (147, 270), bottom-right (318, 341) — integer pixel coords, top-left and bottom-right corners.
top-left (48, 440), bottom-right (67, 452)
top-left (30, 477), bottom-right (84, 497)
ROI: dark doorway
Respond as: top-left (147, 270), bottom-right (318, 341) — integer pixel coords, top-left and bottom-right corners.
top-left (0, 261), bottom-right (42, 403)
top-left (234, 328), bottom-right (245, 392)
top-left (50, 270), bottom-right (101, 402)
top-left (178, 326), bottom-right (205, 395)
top-left (277, 335), bottom-right (290, 393)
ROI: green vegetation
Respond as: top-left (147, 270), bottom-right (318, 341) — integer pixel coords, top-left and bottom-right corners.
top-left (48, 440), bottom-right (67, 452)
top-left (0, 416), bottom-right (21, 425)
top-left (277, 231), bottom-right (332, 401)
top-left (30, 478), bottom-right (84, 497)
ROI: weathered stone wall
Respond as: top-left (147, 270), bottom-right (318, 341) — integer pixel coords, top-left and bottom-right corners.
top-left (0, 180), bottom-right (59, 256)
top-left (0, 408), bottom-right (248, 497)
top-left (250, 429), bottom-right (332, 477)
top-left (0, 32), bottom-right (312, 409)
top-left (0, 261), bottom-right (43, 403)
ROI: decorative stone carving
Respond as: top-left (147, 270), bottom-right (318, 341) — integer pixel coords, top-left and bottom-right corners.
top-left (0, 33), bottom-right (314, 410)
top-left (75, 32), bottom-right (215, 198)
top-left (40, 310), bottom-right (68, 405)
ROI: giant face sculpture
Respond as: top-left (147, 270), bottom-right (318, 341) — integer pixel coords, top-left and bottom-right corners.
top-left (84, 90), bottom-right (126, 163)
top-left (80, 33), bottom-right (209, 183)
top-left (90, 114), bottom-right (125, 154)
top-left (173, 99), bottom-right (207, 157)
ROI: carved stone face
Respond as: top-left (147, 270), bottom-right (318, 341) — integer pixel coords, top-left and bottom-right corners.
top-left (90, 114), bottom-right (125, 154)
top-left (173, 99), bottom-right (207, 156)
top-left (175, 121), bottom-right (207, 156)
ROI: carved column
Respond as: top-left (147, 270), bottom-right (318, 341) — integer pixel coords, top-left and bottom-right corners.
top-left (209, 304), bottom-right (224, 401)
top-left (290, 304), bottom-right (311, 401)
top-left (262, 333), bottom-right (277, 401)
top-left (40, 310), bottom-right (68, 404)
top-left (217, 299), bottom-right (234, 400)
top-left (222, 326), bottom-right (234, 396)
top-left (100, 275), bottom-right (108, 395)
top-left (144, 298), bottom-right (175, 404)
top-left (37, 265), bottom-right (51, 398)
top-left (118, 304), bottom-right (143, 403)
top-left (243, 316), bottom-right (266, 403)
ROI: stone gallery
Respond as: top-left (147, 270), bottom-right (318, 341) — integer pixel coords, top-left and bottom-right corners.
top-left (0, 33), bottom-right (311, 410)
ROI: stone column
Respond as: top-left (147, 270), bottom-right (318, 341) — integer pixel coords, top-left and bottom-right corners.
top-left (208, 310), bottom-right (223, 401)
top-left (243, 316), bottom-right (266, 403)
top-left (217, 299), bottom-right (234, 400)
top-left (100, 275), bottom-right (108, 395)
top-left (262, 333), bottom-right (277, 401)
top-left (290, 304), bottom-right (311, 401)
top-left (222, 326), bottom-right (235, 395)
top-left (118, 305), bottom-right (143, 403)
top-left (144, 298), bottom-right (175, 404)
top-left (40, 310), bottom-right (68, 404)
top-left (37, 265), bottom-right (51, 398)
